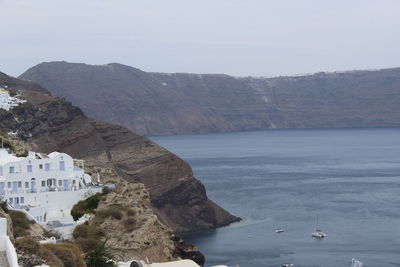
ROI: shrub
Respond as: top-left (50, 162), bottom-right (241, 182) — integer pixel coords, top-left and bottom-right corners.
top-left (122, 217), bottom-right (137, 232)
top-left (126, 209), bottom-right (136, 217)
top-left (93, 207), bottom-right (123, 224)
top-left (75, 237), bottom-right (102, 253)
top-left (0, 200), bottom-right (9, 213)
top-left (71, 193), bottom-right (102, 221)
top-left (39, 246), bottom-right (65, 267)
top-left (43, 228), bottom-right (62, 239)
top-left (73, 224), bottom-right (105, 240)
top-left (43, 243), bottom-right (86, 267)
top-left (15, 236), bottom-right (40, 254)
top-left (85, 242), bottom-right (116, 267)
top-left (8, 210), bottom-right (33, 237)
top-left (102, 187), bottom-right (112, 195)
top-left (109, 207), bottom-right (123, 220)
top-left (16, 150), bottom-right (28, 157)
top-left (73, 224), bottom-right (105, 253)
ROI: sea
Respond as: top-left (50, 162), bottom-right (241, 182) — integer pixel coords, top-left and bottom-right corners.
top-left (149, 128), bottom-right (400, 267)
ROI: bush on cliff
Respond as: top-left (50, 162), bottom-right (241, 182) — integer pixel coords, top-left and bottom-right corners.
top-left (8, 210), bottom-right (33, 238)
top-left (42, 243), bottom-right (86, 267)
top-left (71, 188), bottom-right (111, 221)
top-left (73, 223), bottom-right (105, 252)
top-left (85, 241), bottom-right (116, 267)
top-left (15, 236), bottom-right (40, 254)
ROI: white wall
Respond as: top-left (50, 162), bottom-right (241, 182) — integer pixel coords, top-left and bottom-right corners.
top-left (0, 218), bottom-right (6, 235)
top-left (9, 188), bottom-right (102, 224)
top-left (0, 218), bottom-right (19, 267)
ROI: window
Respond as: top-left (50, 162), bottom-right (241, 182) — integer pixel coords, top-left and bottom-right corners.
top-left (25, 182), bottom-right (29, 188)
top-left (59, 161), bottom-right (65, 171)
top-left (39, 164), bottom-right (43, 170)
top-left (9, 198), bottom-right (13, 204)
top-left (58, 180), bottom-right (62, 187)
top-left (27, 165), bottom-right (32, 172)
top-left (20, 197), bottom-right (24, 204)
top-left (18, 181), bottom-right (22, 188)
top-left (7, 182), bottom-right (11, 188)
top-left (9, 166), bottom-right (14, 173)
top-left (41, 181), bottom-right (45, 187)
top-left (45, 163), bottom-right (50, 171)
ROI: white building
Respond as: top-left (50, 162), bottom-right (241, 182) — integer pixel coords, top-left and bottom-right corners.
top-left (0, 148), bottom-right (102, 229)
top-left (0, 88), bottom-right (26, 111)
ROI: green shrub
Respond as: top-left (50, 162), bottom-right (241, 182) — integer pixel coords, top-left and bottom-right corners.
top-left (9, 210), bottom-right (33, 237)
top-left (15, 236), bottom-right (40, 254)
top-left (71, 193), bottom-right (102, 221)
top-left (85, 242), bottom-right (116, 267)
top-left (101, 187), bottom-right (112, 195)
top-left (75, 237), bottom-right (102, 253)
top-left (0, 200), bottom-right (9, 213)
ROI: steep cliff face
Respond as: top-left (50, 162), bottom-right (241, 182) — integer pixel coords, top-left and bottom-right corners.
top-left (20, 62), bottom-right (400, 135)
top-left (0, 71), bottom-right (239, 233)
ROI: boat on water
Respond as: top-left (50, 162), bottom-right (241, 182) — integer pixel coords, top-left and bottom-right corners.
top-left (351, 258), bottom-right (363, 267)
top-left (282, 264), bottom-right (294, 267)
top-left (311, 216), bottom-right (326, 238)
top-left (311, 230), bottom-right (326, 238)
top-left (275, 228), bottom-right (285, 233)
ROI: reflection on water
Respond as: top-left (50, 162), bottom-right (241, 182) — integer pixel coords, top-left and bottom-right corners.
top-left (150, 129), bottom-right (400, 267)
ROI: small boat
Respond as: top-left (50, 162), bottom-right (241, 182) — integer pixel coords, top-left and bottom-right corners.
top-left (275, 228), bottom-right (285, 233)
top-left (282, 264), bottom-right (294, 267)
top-left (311, 216), bottom-right (326, 238)
top-left (351, 258), bottom-right (363, 267)
top-left (311, 230), bottom-right (326, 238)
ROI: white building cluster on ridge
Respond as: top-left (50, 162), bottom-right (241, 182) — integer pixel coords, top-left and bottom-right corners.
top-left (0, 86), bottom-right (27, 111)
top-left (0, 148), bottom-right (103, 234)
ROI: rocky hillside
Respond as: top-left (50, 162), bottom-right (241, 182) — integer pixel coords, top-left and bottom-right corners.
top-left (0, 71), bottom-right (239, 233)
top-left (20, 62), bottom-right (400, 135)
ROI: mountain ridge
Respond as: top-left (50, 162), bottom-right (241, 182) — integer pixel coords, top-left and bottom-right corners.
top-left (20, 61), bottom-right (400, 135)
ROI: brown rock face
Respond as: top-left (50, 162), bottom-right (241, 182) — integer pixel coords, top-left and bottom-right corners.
top-left (0, 72), bottom-right (240, 232)
top-left (19, 62), bottom-right (400, 135)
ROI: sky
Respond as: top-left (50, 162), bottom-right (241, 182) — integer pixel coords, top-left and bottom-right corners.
top-left (1, 0), bottom-right (400, 77)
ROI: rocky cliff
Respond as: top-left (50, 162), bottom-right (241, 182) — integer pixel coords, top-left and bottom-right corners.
top-left (0, 71), bottom-right (239, 233)
top-left (20, 62), bottom-right (400, 135)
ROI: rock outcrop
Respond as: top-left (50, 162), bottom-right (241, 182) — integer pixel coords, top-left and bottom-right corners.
top-left (20, 62), bottom-right (400, 135)
top-left (0, 71), bottom-right (239, 233)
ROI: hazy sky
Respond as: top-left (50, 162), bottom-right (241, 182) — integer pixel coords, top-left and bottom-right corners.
top-left (1, 0), bottom-right (400, 77)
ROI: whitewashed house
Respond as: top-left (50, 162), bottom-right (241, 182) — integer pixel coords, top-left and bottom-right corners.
top-left (0, 148), bottom-right (102, 230)
top-left (0, 88), bottom-right (26, 111)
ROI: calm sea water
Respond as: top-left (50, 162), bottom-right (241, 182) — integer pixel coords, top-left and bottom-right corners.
top-left (150, 129), bottom-right (400, 267)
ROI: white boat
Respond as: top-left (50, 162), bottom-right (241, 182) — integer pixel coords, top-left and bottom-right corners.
top-left (311, 216), bottom-right (326, 238)
top-left (311, 230), bottom-right (326, 238)
top-left (275, 228), bottom-right (285, 233)
top-left (282, 264), bottom-right (294, 267)
top-left (351, 258), bottom-right (363, 267)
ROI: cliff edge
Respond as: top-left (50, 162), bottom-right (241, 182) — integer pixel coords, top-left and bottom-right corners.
top-left (0, 71), bottom-right (240, 232)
